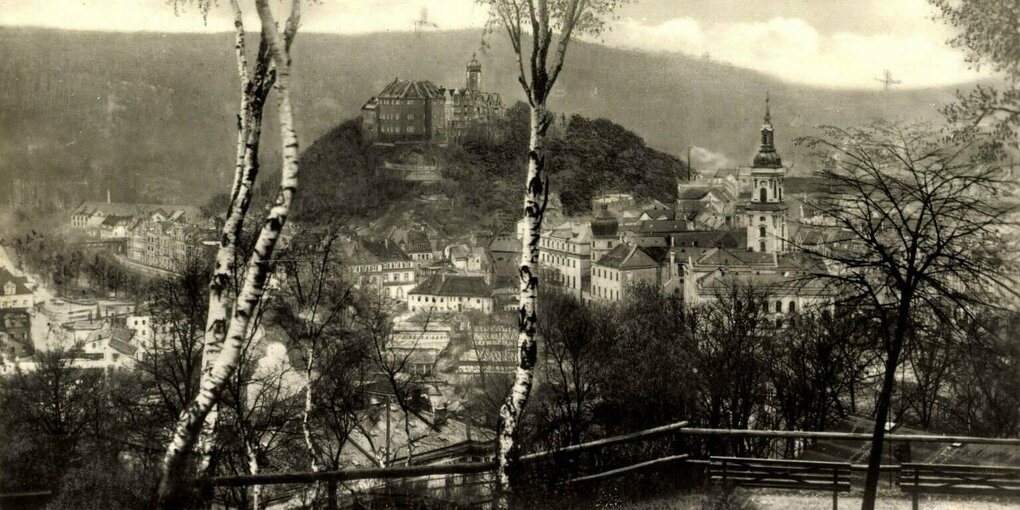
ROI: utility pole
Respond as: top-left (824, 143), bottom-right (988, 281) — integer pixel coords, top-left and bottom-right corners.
top-left (687, 145), bottom-right (692, 181)
top-left (874, 70), bottom-right (902, 92)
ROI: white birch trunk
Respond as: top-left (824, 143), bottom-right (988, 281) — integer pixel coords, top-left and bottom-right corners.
top-left (301, 345), bottom-right (322, 502)
top-left (246, 440), bottom-right (264, 510)
top-left (195, 0), bottom-right (256, 473)
top-left (496, 104), bottom-right (548, 507)
top-left (157, 2), bottom-right (301, 506)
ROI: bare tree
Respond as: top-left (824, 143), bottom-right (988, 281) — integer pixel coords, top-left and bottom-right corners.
top-left (357, 296), bottom-right (437, 468)
top-left (477, 0), bottom-right (629, 501)
top-left (158, 0), bottom-right (304, 505)
top-left (533, 289), bottom-right (602, 448)
top-left (273, 233), bottom-right (360, 508)
top-left (797, 123), bottom-right (1018, 510)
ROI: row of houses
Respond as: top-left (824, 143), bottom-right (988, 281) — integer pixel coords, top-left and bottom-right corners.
top-left (70, 200), bottom-right (217, 272)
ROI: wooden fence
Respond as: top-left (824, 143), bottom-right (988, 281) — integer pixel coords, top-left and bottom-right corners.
top-left (200, 423), bottom-right (1020, 508)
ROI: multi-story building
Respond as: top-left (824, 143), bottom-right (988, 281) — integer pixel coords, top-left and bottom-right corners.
top-left (538, 220), bottom-right (591, 294)
top-left (408, 274), bottom-right (493, 314)
top-left (361, 55), bottom-right (504, 144)
top-left (0, 268), bottom-right (33, 310)
top-left (346, 238), bottom-right (417, 300)
top-left (71, 202), bottom-right (201, 235)
top-left (681, 247), bottom-right (830, 312)
top-left (127, 211), bottom-right (216, 273)
top-left (589, 243), bottom-right (668, 302)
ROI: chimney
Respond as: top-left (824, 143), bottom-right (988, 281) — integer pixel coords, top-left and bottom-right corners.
top-left (106, 189), bottom-right (111, 204)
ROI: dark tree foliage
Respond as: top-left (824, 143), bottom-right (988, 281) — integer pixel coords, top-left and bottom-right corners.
top-left (933, 0), bottom-right (1020, 154)
top-left (549, 115), bottom-right (684, 213)
top-left (278, 104), bottom-right (685, 234)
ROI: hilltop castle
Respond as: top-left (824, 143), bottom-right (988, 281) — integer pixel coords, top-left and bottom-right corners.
top-left (360, 54), bottom-right (504, 144)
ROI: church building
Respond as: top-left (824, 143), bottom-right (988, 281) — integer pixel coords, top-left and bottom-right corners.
top-left (746, 96), bottom-right (788, 253)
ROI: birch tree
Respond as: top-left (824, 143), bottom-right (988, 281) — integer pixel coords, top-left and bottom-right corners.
top-left (477, 0), bottom-right (629, 502)
top-left (157, 0), bottom-right (304, 506)
top-left (797, 123), bottom-right (1018, 510)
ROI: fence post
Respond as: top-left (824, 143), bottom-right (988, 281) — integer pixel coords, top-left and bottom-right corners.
top-left (831, 468), bottom-right (838, 510)
top-left (912, 468), bottom-right (919, 510)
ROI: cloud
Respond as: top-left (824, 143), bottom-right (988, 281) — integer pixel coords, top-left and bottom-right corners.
top-left (0, 0), bottom-right (983, 88)
top-left (689, 146), bottom-right (737, 172)
top-left (602, 14), bottom-right (984, 89)
top-left (0, 0), bottom-right (489, 34)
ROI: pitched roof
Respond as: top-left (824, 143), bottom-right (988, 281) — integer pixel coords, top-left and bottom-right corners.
top-left (695, 247), bottom-right (778, 268)
top-left (699, 272), bottom-right (832, 297)
top-left (547, 221), bottom-right (591, 243)
top-left (410, 274), bottom-right (491, 298)
top-left (378, 79), bottom-right (444, 99)
top-left (595, 243), bottom-right (660, 270)
top-left (349, 238), bottom-right (411, 264)
top-left (669, 230), bottom-right (745, 249)
top-left (676, 186), bottom-right (712, 200)
top-left (636, 220), bottom-right (689, 235)
top-left (0, 267), bottom-right (31, 295)
top-left (73, 202), bottom-right (202, 221)
top-left (488, 234), bottom-right (521, 254)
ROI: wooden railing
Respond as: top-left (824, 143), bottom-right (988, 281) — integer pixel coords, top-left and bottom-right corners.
top-left (198, 423), bottom-right (1020, 508)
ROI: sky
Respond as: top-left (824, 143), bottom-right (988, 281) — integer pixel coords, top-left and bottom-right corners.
top-left (0, 0), bottom-right (985, 89)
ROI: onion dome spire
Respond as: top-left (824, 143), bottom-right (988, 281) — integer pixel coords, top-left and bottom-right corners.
top-left (753, 92), bottom-right (783, 168)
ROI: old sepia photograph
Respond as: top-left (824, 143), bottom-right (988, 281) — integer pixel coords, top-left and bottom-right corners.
top-left (0, 0), bottom-right (1018, 508)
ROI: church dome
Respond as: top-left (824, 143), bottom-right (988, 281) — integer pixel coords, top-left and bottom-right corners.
top-left (753, 146), bottom-right (783, 168)
top-left (752, 94), bottom-right (783, 168)
top-left (591, 203), bottom-right (619, 237)
top-left (467, 53), bottom-right (482, 72)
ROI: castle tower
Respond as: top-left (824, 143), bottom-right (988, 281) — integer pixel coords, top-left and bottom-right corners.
top-left (466, 53), bottom-right (481, 92)
top-left (746, 94), bottom-right (788, 253)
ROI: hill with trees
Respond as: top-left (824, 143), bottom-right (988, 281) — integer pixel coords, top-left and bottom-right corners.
top-left (292, 102), bottom-right (684, 235)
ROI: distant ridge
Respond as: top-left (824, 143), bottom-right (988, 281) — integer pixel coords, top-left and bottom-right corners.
top-left (0, 27), bottom-right (977, 204)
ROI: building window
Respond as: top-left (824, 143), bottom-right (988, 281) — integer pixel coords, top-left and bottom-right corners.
top-left (759, 226), bottom-right (767, 239)
top-left (775, 301), bottom-right (782, 313)
top-left (759, 188), bottom-right (767, 203)
top-left (759, 240), bottom-right (766, 252)
top-left (789, 301), bottom-right (796, 313)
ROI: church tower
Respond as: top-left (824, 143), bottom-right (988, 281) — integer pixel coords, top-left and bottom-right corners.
top-left (466, 53), bottom-right (482, 92)
top-left (746, 94), bottom-right (788, 253)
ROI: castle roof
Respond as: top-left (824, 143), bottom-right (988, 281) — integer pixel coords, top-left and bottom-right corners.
top-left (379, 79), bottom-right (444, 99)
